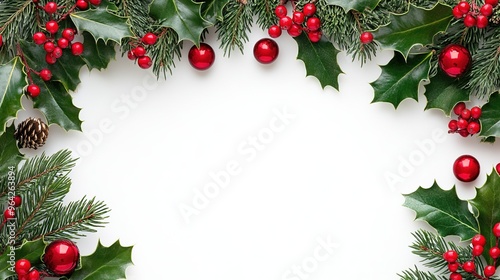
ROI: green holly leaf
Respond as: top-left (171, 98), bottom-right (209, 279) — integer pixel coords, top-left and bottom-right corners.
top-left (326, 0), bottom-right (380, 12)
top-left (424, 71), bottom-right (470, 116)
top-left (0, 57), bottom-right (26, 135)
top-left (69, 240), bottom-right (133, 280)
top-left (373, 4), bottom-right (452, 58)
top-left (479, 93), bottom-right (500, 138)
top-left (0, 239), bottom-right (46, 279)
top-left (201, 0), bottom-right (231, 22)
top-left (70, 8), bottom-right (133, 44)
top-left (149, 0), bottom-right (212, 45)
top-left (81, 32), bottom-right (117, 71)
top-left (470, 170), bottom-right (500, 262)
top-left (403, 182), bottom-right (479, 241)
top-left (371, 52), bottom-right (432, 108)
top-left (0, 124), bottom-right (23, 175)
top-left (295, 34), bottom-right (343, 90)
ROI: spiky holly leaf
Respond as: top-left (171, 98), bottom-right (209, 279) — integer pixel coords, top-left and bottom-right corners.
top-left (326, 0), bottom-right (380, 12)
top-left (403, 182), bottom-right (479, 241)
top-left (479, 93), bottom-right (500, 138)
top-left (149, 0), bottom-right (212, 46)
top-left (201, 0), bottom-right (231, 22)
top-left (470, 170), bottom-right (500, 262)
top-left (373, 4), bottom-right (452, 58)
top-left (0, 57), bottom-right (26, 135)
top-left (371, 52), bottom-right (432, 108)
top-left (68, 240), bottom-right (133, 280)
top-left (295, 35), bottom-right (343, 90)
top-left (81, 32), bottom-right (117, 71)
top-left (424, 71), bottom-right (470, 116)
top-left (70, 8), bottom-right (133, 44)
top-left (0, 239), bottom-right (46, 279)
top-left (0, 124), bottom-right (23, 175)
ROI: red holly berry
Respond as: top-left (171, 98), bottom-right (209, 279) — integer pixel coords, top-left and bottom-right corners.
top-left (27, 269), bottom-right (40, 280)
top-left (496, 163), bottom-right (500, 174)
top-left (453, 155), bottom-right (480, 182)
top-left (452, 6), bottom-right (464, 19)
top-left (52, 47), bottom-right (63, 58)
top-left (450, 272), bottom-right (462, 280)
top-left (292, 11), bottom-right (305, 24)
top-left (360, 31), bottom-right (374, 44)
top-left (484, 265), bottom-right (496, 277)
top-left (188, 43), bottom-right (215, 70)
top-left (15, 259), bottom-right (31, 276)
top-left (439, 44), bottom-right (471, 78)
top-left (448, 262), bottom-right (459, 272)
top-left (481, 4), bottom-right (494, 16)
top-left (45, 20), bottom-right (59, 34)
top-left (462, 260), bottom-right (475, 272)
top-left (486, 0), bottom-right (499, 6)
top-left (453, 102), bottom-right (466, 115)
top-left (490, 246), bottom-right (500, 259)
top-left (44, 41), bottom-right (55, 53)
top-left (133, 46), bottom-right (146, 57)
top-left (476, 15), bottom-right (489, 28)
top-left (493, 222), bottom-right (500, 237)
top-left (457, 1), bottom-right (471, 13)
top-left (3, 208), bottom-right (15, 220)
top-left (457, 118), bottom-right (468, 130)
top-left (471, 106), bottom-right (482, 119)
top-left (89, 0), bottom-right (101, 5)
top-left (76, 0), bottom-right (88, 10)
top-left (268, 25), bottom-right (282, 38)
top-left (44, 1), bottom-right (58, 14)
top-left (279, 16), bottom-right (293, 30)
top-left (0, 34), bottom-right (3, 48)
top-left (463, 14), bottom-right (476, 27)
top-left (127, 50), bottom-right (136, 60)
top-left (287, 24), bottom-right (302, 37)
top-left (62, 28), bottom-right (75, 41)
top-left (27, 84), bottom-right (41, 97)
top-left (303, 3), bottom-right (316, 17)
top-left (33, 32), bottom-right (47, 45)
top-left (141, 32), bottom-right (158, 45)
top-left (471, 234), bottom-right (486, 247)
top-left (306, 17), bottom-right (321, 31)
top-left (443, 250), bottom-right (459, 262)
top-left (137, 56), bottom-right (152, 69)
top-left (275, 5), bottom-right (287, 18)
top-left (45, 53), bottom-right (57, 64)
top-left (57, 37), bottom-right (69, 49)
top-left (253, 38), bottom-right (279, 64)
top-left (460, 108), bottom-right (471, 120)
top-left (472, 244), bottom-right (484, 256)
top-left (71, 42), bottom-right (84, 55)
top-left (307, 30), bottom-right (322, 43)
top-left (467, 121), bottom-right (480, 135)
top-left (12, 195), bottom-right (22, 207)
top-left (458, 129), bottom-right (470, 137)
top-left (448, 120), bottom-right (458, 132)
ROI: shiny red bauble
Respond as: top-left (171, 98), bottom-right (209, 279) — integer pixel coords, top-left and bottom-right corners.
top-left (43, 239), bottom-right (80, 276)
top-left (253, 38), bottom-right (279, 64)
top-left (439, 44), bottom-right (471, 78)
top-left (188, 43), bottom-right (215, 70)
top-left (453, 155), bottom-right (480, 182)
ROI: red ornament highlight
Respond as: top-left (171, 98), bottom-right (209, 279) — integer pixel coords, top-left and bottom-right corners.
top-left (453, 154), bottom-right (480, 182)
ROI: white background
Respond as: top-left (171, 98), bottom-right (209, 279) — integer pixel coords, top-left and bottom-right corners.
top-left (17, 26), bottom-right (500, 279)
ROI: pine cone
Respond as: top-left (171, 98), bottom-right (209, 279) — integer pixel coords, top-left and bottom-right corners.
top-left (14, 117), bottom-right (49, 149)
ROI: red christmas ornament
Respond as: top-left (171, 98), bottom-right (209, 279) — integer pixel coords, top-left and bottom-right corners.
top-left (453, 155), bottom-right (480, 182)
top-left (439, 44), bottom-right (471, 78)
top-left (188, 43), bottom-right (215, 70)
top-left (253, 38), bottom-right (279, 64)
top-left (43, 239), bottom-right (80, 276)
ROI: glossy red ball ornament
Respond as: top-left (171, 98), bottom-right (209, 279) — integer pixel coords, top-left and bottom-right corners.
top-left (188, 43), bottom-right (215, 70)
top-left (453, 155), bottom-right (480, 182)
top-left (43, 239), bottom-right (80, 276)
top-left (439, 44), bottom-right (471, 78)
top-left (253, 38), bottom-right (279, 64)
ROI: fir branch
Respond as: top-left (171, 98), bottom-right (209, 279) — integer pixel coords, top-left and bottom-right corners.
top-left (252, 0), bottom-right (279, 30)
top-left (149, 27), bottom-right (181, 78)
top-left (409, 229), bottom-right (460, 273)
top-left (398, 266), bottom-right (447, 280)
top-left (216, 0), bottom-right (253, 56)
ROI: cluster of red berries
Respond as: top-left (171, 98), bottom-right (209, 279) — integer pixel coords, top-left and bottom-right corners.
top-left (443, 223), bottom-right (500, 279)
top-left (448, 102), bottom-right (481, 137)
top-left (268, 3), bottom-right (322, 43)
top-left (15, 259), bottom-right (41, 280)
top-left (127, 32), bottom-right (158, 69)
top-left (452, 0), bottom-right (498, 28)
top-left (3, 195), bottom-right (21, 222)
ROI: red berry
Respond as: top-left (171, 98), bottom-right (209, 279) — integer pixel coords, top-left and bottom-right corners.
top-left (476, 15), bottom-right (489, 28)
top-left (188, 43), bottom-right (215, 70)
top-left (453, 155), bottom-right (480, 182)
top-left (39, 68), bottom-right (52, 81)
top-left (137, 55), bottom-right (152, 69)
top-left (458, 1), bottom-right (471, 13)
top-left (0, 34), bottom-right (3, 48)
top-left (27, 269), bottom-right (40, 280)
top-left (12, 195), bottom-right (22, 207)
top-left (448, 119), bottom-right (458, 132)
top-left (52, 47), bottom-right (63, 58)
top-left (452, 6), bottom-right (464, 19)
top-left (142, 32), bottom-right (158, 45)
top-left (62, 28), bottom-right (75, 41)
top-left (481, 4), bottom-right (494, 16)
top-left (467, 121), bottom-right (480, 135)
top-left (15, 259), bottom-right (31, 276)
top-left (33, 32), bottom-right (47, 45)
top-left (44, 41), bottom-right (55, 53)
top-left (471, 234), bottom-right (486, 247)
top-left (133, 46), bottom-right (146, 57)
top-left (460, 108), bottom-right (471, 120)
top-left (464, 14), bottom-right (476, 27)
top-left (46, 20), bottom-right (59, 34)
top-left (76, 0), bottom-right (88, 9)
top-left (279, 16), bottom-right (293, 30)
top-left (307, 30), bottom-right (322, 43)
top-left (127, 50), bottom-right (136, 60)
top-left (27, 84), bottom-right (41, 97)
top-left (448, 262), bottom-right (459, 272)
top-left (360, 31), bottom-right (374, 44)
top-left (292, 11), bottom-right (305, 24)
top-left (457, 118), bottom-right (468, 130)
top-left (57, 37), bottom-right (69, 49)
top-left (484, 265), bottom-right (496, 277)
top-left (471, 106), bottom-right (482, 119)
top-left (443, 250), bottom-right (459, 262)
top-left (462, 260), bottom-right (475, 272)
top-left (45, 53), bottom-right (57, 64)
top-left (287, 24), bottom-right (302, 37)
top-left (472, 244), bottom-right (484, 256)
top-left (453, 102), bottom-right (466, 115)
top-left (3, 208), bottom-right (15, 219)
top-left (268, 25), bottom-right (282, 38)
top-left (253, 38), bottom-right (279, 64)
top-left (486, 0), bottom-right (499, 7)
top-left (303, 3), bottom-right (316, 17)
top-left (490, 246), bottom-right (500, 259)
top-left (89, 0), bottom-right (101, 5)
top-left (275, 5), bottom-right (287, 18)
top-left (306, 17), bottom-right (321, 31)
top-left (44, 1), bottom-right (58, 14)
top-left (71, 42), bottom-right (84, 55)
top-left (458, 129), bottom-right (470, 137)
top-left (450, 272), bottom-right (462, 280)
top-left (496, 163), bottom-right (500, 174)
top-left (493, 222), bottom-right (500, 237)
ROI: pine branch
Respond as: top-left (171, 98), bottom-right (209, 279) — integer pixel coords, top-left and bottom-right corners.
top-left (216, 0), bottom-right (253, 56)
top-left (398, 266), bottom-right (447, 280)
top-left (252, 0), bottom-right (279, 30)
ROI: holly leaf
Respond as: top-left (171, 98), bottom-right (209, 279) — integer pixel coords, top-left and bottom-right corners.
top-left (469, 170), bottom-right (500, 262)
top-left (0, 239), bottom-right (46, 279)
top-left (0, 57), bottom-right (26, 135)
top-left (201, 0), bottom-right (231, 22)
top-left (0, 124), bottom-right (23, 175)
top-left (424, 71), bottom-right (470, 116)
top-left (371, 52), bottom-right (432, 108)
top-left (68, 240), bottom-right (133, 280)
top-left (295, 34), bottom-right (343, 90)
top-left (479, 93), bottom-right (500, 138)
top-left (403, 182), bottom-right (479, 241)
top-left (325, 0), bottom-right (380, 12)
top-left (372, 4), bottom-right (452, 58)
top-left (81, 32), bottom-right (117, 71)
top-left (149, 0), bottom-right (212, 45)
top-left (70, 8), bottom-right (133, 44)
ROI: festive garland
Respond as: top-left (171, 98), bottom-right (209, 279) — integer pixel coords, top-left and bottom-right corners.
top-left (1, 0), bottom-right (500, 279)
